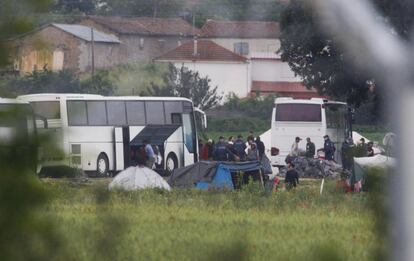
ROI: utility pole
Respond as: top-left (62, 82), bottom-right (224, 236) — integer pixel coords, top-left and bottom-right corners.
top-left (91, 27), bottom-right (95, 76)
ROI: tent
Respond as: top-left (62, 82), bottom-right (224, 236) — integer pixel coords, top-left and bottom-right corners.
top-left (168, 161), bottom-right (262, 190)
top-left (109, 166), bottom-right (171, 191)
top-left (353, 154), bottom-right (395, 182)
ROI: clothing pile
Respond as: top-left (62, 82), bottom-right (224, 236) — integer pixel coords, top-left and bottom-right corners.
top-left (279, 157), bottom-right (344, 179)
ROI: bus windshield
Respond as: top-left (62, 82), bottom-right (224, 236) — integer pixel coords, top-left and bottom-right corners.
top-left (275, 103), bottom-right (322, 122)
top-left (31, 101), bottom-right (61, 120)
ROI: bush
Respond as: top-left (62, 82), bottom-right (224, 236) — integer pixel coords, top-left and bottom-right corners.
top-left (206, 117), bottom-right (269, 132)
top-left (0, 69), bottom-right (116, 97)
top-left (222, 93), bottom-right (277, 121)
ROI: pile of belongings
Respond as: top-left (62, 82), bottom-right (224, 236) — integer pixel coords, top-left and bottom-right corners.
top-left (168, 161), bottom-right (263, 190)
top-left (109, 166), bottom-right (171, 191)
top-left (278, 156), bottom-right (344, 179)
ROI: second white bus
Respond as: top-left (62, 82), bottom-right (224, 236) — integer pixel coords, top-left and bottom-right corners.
top-left (18, 93), bottom-right (204, 176)
top-left (270, 97), bottom-right (353, 166)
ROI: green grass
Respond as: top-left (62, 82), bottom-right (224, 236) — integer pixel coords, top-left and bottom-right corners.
top-left (354, 125), bottom-right (387, 143)
top-left (37, 179), bottom-right (378, 261)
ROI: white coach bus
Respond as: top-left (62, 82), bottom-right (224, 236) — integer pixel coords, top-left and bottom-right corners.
top-left (18, 93), bottom-right (205, 176)
top-left (270, 97), bottom-right (353, 166)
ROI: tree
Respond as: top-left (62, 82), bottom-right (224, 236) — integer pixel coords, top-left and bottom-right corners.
top-left (52, 0), bottom-right (96, 14)
top-left (0, 0), bottom-right (51, 67)
top-left (97, 0), bottom-right (183, 17)
top-left (146, 63), bottom-right (222, 110)
top-left (279, 0), bottom-right (414, 107)
top-left (2, 69), bottom-right (116, 97)
top-left (191, 0), bottom-right (287, 27)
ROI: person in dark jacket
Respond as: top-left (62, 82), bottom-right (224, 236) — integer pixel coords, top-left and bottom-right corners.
top-left (305, 137), bottom-right (316, 158)
top-left (367, 141), bottom-right (374, 157)
top-left (227, 136), bottom-right (238, 161)
top-left (213, 136), bottom-right (232, 161)
top-left (234, 135), bottom-right (247, 161)
top-left (355, 138), bottom-right (368, 157)
top-left (285, 163), bottom-right (299, 190)
top-left (256, 136), bottom-right (265, 160)
top-left (341, 137), bottom-right (355, 171)
top-left (323, 135), bottom-right (336, 161)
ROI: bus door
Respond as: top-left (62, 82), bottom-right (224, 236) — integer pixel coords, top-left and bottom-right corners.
top-left (113, 127), bottom-right (128, 171)
top-left (181, 113), bottom-right (197, 167)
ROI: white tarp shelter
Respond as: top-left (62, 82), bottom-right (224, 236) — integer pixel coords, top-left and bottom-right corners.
top-left (109, 166), bottom-right (171, 191)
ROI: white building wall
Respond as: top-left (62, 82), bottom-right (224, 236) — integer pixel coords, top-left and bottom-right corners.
top-left (169, 61), bottom-right (251, 99)
top-left (208, 38), bottom-right (280, 56)
top-left (251, 59), bottom-right (301, 82)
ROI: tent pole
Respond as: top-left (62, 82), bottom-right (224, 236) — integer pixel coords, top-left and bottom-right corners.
top-left (259, 168), bottom-right (265, 190)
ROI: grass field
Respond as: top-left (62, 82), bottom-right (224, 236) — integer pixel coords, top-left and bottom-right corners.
top-left (37, 179), bottom-right (379, 261)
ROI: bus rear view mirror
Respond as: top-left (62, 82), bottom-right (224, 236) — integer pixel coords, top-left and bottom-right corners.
top-left (194, 108), bottom-right (207, 129)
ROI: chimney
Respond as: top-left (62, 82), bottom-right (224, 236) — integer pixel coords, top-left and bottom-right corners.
top-left (193, 36), bottom-right (198, 56)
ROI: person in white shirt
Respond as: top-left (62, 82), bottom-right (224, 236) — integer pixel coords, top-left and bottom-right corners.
top-left (290, 137), bottom-right (302, 157)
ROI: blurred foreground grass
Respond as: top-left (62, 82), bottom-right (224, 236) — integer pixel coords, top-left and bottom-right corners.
top-left (38, 179), bottom-right (377, 261)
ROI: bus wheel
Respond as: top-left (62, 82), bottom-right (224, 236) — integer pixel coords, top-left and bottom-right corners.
top-left (96, 153), bottom-right (109, 177)
top-left (166, 153), bottom-right (178, 173)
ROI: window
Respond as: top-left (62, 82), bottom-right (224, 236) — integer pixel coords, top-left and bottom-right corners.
top-left (126, 101), bottom-right (145, 125)
top-left (139, 38), bottom-right (144, 50)
top-left (67, 101), bottom-right (87, 125)
top-left (325, 104), bottom-right (346, 129)
top-left (164, 101), bottom-right (183, 124)
top-left (276, 104), bottom-right (322, 122)
top-left (31, 101), bottom-right (61, 119)
top-left (145, 101), bottom-right (165, 124)
top-left (158, 39), bottom-right (165, 49)
top-left (52, 50), bottom-right (64, 71)
top-left (87, 101), bottom-right (107, 125)
top-left (107, 101), bottom-right (126, 125)
top-left (234, 42), bottom-right (249, 55)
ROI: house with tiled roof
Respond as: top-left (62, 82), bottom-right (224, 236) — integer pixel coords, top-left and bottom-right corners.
top-left (249, 52), bottom-right (320, 98)
top-left (201, 19), bottom-right (280, 58)
top-left (200, 19), bottom-right (320, 99)
top-left (79, 16), bottom-right (201, 63)
top-left (155, 40), bottom-right (251, 98)
top-left (12, 23), bottom-right (121, 74)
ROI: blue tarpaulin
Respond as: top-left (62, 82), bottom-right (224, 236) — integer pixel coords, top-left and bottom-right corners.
top-left (169, 161), bottom-right (262, 190)
top-left (196, 165), bottom-right (234, 190)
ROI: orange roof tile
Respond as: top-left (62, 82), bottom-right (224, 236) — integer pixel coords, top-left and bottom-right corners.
top-left (155, 40), bottom-right (248, 62)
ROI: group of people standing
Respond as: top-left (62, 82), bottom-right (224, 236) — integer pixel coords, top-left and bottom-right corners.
top-left (199, 133), bottom-right (265, 162)
top-left (288, 135), bottom-right (336, 162)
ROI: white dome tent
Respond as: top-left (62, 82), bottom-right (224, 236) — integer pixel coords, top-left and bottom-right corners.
top-left (109, 166), bottom-right (171, 191)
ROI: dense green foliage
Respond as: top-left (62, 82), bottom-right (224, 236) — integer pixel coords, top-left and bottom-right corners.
top-left (279, 0), bottom-right (414, 108)
top-left (0, 69), bottom-right (116, 97)
top-left (97, 0), bottom-right (183, 17)
top-left (279, 0), bottom-right (371, 106)
top-left (40, 179), bottom-right (377, 261)
top-left (146, 63), bottom-right (221, 110)
top-left (223, 93), bottom-right (276, 121)
top-left (191, 0), bottom-right (287, 27)
top-left (52, 0), bottom-right (96, 14)
top-left (0, 0), bottom-right (51, 67)
top-left (107, 62), bottom-right (168, 95)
